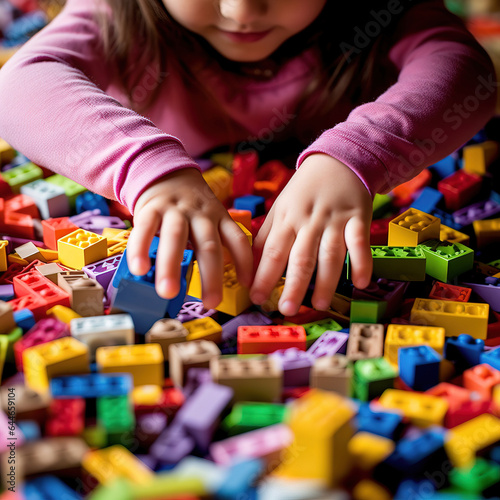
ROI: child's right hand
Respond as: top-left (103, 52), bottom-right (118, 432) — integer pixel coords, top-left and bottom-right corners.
top-left (126, 167), bottom-right (253, 309)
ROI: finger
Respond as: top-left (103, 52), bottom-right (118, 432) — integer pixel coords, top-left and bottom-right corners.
top-left (155, 209), bottom-right (189, 299)
top-left (190, 216), bottom-right (224, 309)
top-left (311, 225), bottom-right (346, 310)
top-left (345, 216), bottom-right (373, 289)
top-left (252, 210), bottom-right (273, 273)
top-left (219, 216), bottom-right (253, 288)
top-left (278, 228), bottom-right (321, 316)
top-left (250, 225), bottom-right (294, 306)
top-left (127, 208), bottom-right (162, 275)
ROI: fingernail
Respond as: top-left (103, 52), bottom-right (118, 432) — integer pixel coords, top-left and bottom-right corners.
top-left (159, 279), bottom-right (177, 298)
top-left (130, 257), bottom-right (143, 275)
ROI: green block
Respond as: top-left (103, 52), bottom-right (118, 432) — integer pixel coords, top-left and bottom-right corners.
top-left (97, 395), bottom-right (135, 434)
top-left (302, 318), bottom-right (342, 348)
top-left (371, 246), bottom-right (427, 281)
top-left (488, 258), bottom-right (500, 270)
top-left (222, 402), bottom-right (288, 436)
top-left (352, 357), bottom-right (397, 401)
top-left (350, 300), bottom-right (386, 324)
top-left (0, 335), bottom-right (8, 380)
top-left (418, 239), bottom-right (474, 282)
top-left (45, 173), bottom-right (87, 207)
top-left (129, 474), bottom-right (207, 498)
top-left (372, 193), bottom-right (393, 219)
top-left (449, 458), bottom-right (500, 495)
top-left (5, 326), bottom-right (22, 363)
top-left (82, 425), bottom-right (108, 449)
top-left (89, 479), bottom-right (133, 500)
top-left (1, 162), bottom-right (43, 194)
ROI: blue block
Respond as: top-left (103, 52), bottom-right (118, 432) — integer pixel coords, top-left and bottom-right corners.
top-left (233, 195), bottom-right (265, 218)
top-left (394, 479), bottom-right (436, 500)
top-left (216, 459), bottom-right (263, 500)
top-left (356, 403), bottom-right (403, 440)
top-left (411, 187), bottom-right (443, 214)
top-left (16, 420), bottom-right (41, 441)
top-left (432, 208), bottom-right (463, 230)
top-left (428, 155), bottom-right (457, 180)
top-left (50, 373), bottom-right (133, 399)
top-left (75, 191), bottom-right (110, 216)
top-left (13, 308), bottom-right (35, 331)
top-left (24, 475), bottom-right (81, 500)
top-left (445, 334), bottom-right (484, 369)
top-left (490, 445), bottom-right (500, 465)
top-left (113, 237), bottom-right (159, 287)
top-left (399, 345), bottom-right (441, 391)
top-left (4, 11), bottom-right (47, 45)
top-left (481, 348), bottom-right (500, 371)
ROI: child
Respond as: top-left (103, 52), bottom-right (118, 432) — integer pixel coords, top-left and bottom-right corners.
top-left (0, 0), bottom-right (496, 316)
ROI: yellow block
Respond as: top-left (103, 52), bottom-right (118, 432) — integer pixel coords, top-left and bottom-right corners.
top-left (352, 479), bottom-right (392, 500)
top-left (473, 218), bottom-right (500, 248)
top-left (202, 165), bottom-right (233, 203)
top-left (0, 138), bottom-right (15, 166)
top-left (274, 389), bottom-right (355, 486)
top-left (410, 298), bottom-right (489, 339)
top-left (462, 140), bottom-right (498, 175)
top-left (96, 344), bottom-right (164, 387)
top-left (57, 229), bottom-right (107, 270)
top-left (46, 305), bottom-right (82, 324)
top-left (82, 445), bottom-right (154, 485)
top-left (439, 224), bottom-right (470, 245)
top-left (0, 240), bottom-right (8, 272)
top-left (106, 229), bottom-right (130, 256)
top-left (8, 253), bottom-right (28, 266)
top-left (260, 278), bottom-right (285, 313)
top-left (388, 208), bottom-right (440, 247)
top-left (23, 337), bottom-right (89, 393)
top-left (348, 432), bottom-right (395, 471)
top-left (184, 316), bottom-right (222, 343)
top-left (38, 247), bottom-right (59, 262)
top-left (446, 414), bottom-right (500, 467)
top-left (378, 389), bottom-right (448, 427)
top-left (384, 324), bottom-right (445, 367)
top-left (131, 385), bottom-right (163, 406)
top-left (493, 385), bottom-right (500, 416)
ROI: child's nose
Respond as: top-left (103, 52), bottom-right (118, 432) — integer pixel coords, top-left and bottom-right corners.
top-left (219, 0), bottom-right (268, 27)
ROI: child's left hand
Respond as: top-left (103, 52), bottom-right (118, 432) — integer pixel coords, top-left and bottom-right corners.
top-left (250, 153), bottom-right (373, 316)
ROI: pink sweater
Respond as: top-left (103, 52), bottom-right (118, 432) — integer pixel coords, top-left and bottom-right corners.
top-left (0, 0), bottom-right (496, 213)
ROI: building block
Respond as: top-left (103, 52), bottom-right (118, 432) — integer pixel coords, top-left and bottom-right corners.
top-left (462, 140), bottom-right (499, 175)
top-left (166, 248), bottom-right (194, 320)
top-left (450, 457), bottom-right (500, 497)
top-left (0, 162), bottom-right (43, 194)
top-left (310, 355), bottom-right (352, 397)
top-left (370, 246), bottom-right (427, 281)
top-left (20, 179), bottom-right (69, 219)
top-left (96, 344), bottom-right (164, 387)
top-left (202, 165), bottom-right (232, 203)
top-left (183, 316), bottom-right (222, 343)
top-left (23, 336), bottom-right (89, 393)
top-left (270, 347), bottom-right (314, 387)
top-left (24, 475), bottom-right (83, 500)
top-left (445, 334), bottom-right (484, 370)
top-left (45, 397), bottom-right (85, 436)
top-left (378, 389), bottom-right (448, 427)
top-left (46, 304), bottom-right (81, 324)
top-left (353, 278), bottom-right (408, 318)
top-left (440, 223), bottom-right (470, 245)
top-left (221, 402), bottom-right (288, 436)
top-left (356, 403), bottom-right (403, 440)
top-left (70, 314), bottom-right (134, 361)
top-left (392, 170), bottom-right (431, 206)
top-left (75, 191), bottom-right (110, 216)
top-left (45, 173), bottom-right (87, 208)
top-left (8, 293), bottom-right (47, 320)
top-left (41, 217), bottom-right (79, 250)
top-left (238, 325), bottom-right (306, 355)
top-left (410, 298), bottom-right (489, 339)
top-left (307, 330), bottom-right (349, 358)
top-left (210, 423), bottom-right (293, 467)
top-left (169, 340), bottom-right (220, 388)
top-left (350, 300), bottom-right (387, 323)
top-left (0, 138), bottom-right (15, 166)
top-left (384, 324), bottom-right (445, 367)
top-left (370, 217), bottom-right (391, 246)
top-left (57, 228), bottom-right (107, 270)
top-left (82, 445), bottom-right (154, 485)
top-left (105, 229), bottom-right (131, 256)
top-left (411, 187), bottom-right (443, 214)
top-left (254, 160), bottom-right (292, 199)
top-left (274, 390), bottom-right (355, 486)
top-left (346, 323), bottom-right (384, 360)
top-left (425, 382), bottom-right (472, 428)
top-left (230, 151), bottom-right (258, 198)
top-left (453, 198), bottom-right (500, 227)
top-left (97, 394), bottom-right (135, 435)
top-left (0, 301), bottom-right (16, 335)
top-left (429, 282), bottom-right (471, 302)
top-left (50, 372), bottom-right (133, 399)
top-left (233, 194), bottom-right (266, 218)
top-left (481, 347), bottom-right (500, 371)
top-left (445, 414), bottom-right (500, 467)
top-left (210, 356), bottom-right (282, 403)
top-left (437, 170), bottom-right (482, 211)
top-left (473, 218), bottom-right (500, 248)
top-left (348, 432), bottom-right (395, 472)
top-left (215, 458), bottom-right (262, 500)
top-left (352, 358), bottom-right (397, 401)
top-left (34, 262), bottom-right (64, 284)
top-left (301, 317), bottom-right (343, 348)
top-left (463, 363), bottom-right (500, 399)
top-left (398, 345), bottom-right (441, 391)
top-left (0, 240), bottom-right (8, 272)
top-left (13, 269), bottom-right (70, 307)
top-left (388, 208), bottom-right (440, 247)
top-left (57, 272), bottom-right (104, 317)
top-left (82, 254), bottom-right (122, 289)
top-left (145, 318), bottom-right (188, 361)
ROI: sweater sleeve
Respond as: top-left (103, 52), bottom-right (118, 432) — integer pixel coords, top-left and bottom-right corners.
top-left (297, 0), bottom-right (497, 196)
top-left (0, 0), bottom-right (200, 213)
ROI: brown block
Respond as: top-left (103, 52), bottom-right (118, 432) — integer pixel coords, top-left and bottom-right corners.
top-left (346, 323), bottom-right (385, 361)
top-left (145, 319), bottom-right (188, 361)
top-left (58, 271), bottom-right (104, 317)
top-left (310, 355), bottom-right (352, 397)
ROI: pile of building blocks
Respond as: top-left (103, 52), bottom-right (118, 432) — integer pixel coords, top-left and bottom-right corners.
top-left (2, 127), bottom-right (500, 500)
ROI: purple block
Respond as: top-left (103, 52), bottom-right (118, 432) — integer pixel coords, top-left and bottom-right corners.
top-left (176, 382), bottom-right (234, 451)
top-left (182, 368), bottom-right (213, 399)
top-left (195, 158), bottom-right (215, 172)
top-left (462, 277), bottom-right (500, 312)
top-left (176, 301), bottom-right (216, 322)
top-left (136, 454), bottom-right (158, 471)
top-left (307, 330), bottom-right (349, 358)
top-left (83, 254), bottom-right (122, 289)
top-left (150, 423), bottom-right (195, 464)
top-left (69, 209), bottom-right (101, 226)
top-left (0, 284), bottom-right (14, 301)
top-left (270, 348), bottom-right (314, 387)
top-left (79, 215), bottom-right (127, 234)
top-left (136, 412), bottom-right (168, 449)
top-left (221, 310), bottom-right (273, 343)
top-left (353, 278), bottom-right (408, 318)
top-left (453, 199), bottom-right (500, 226)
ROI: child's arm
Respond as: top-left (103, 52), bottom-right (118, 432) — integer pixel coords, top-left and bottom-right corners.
top-left (251, 0), bottom-right (497, 315)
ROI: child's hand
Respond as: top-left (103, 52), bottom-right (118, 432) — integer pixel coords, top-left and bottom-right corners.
top-left (127, 167), bottom-right (253, 309)
top-left (250, 154), bottom-right (373, 316)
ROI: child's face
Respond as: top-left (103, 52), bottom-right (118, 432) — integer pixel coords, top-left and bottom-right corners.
top-left (162, 0), bottom-right (327, 62)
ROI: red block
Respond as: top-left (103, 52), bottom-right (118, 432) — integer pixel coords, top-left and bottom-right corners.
top-left (232, 151), bottom-right (258, 198)
top-left (0, 263), bottom-right (26, 285)
top-left (41, 217), bottom-right (79, 250)
top-left (392, 169), bottom-right (431, 206)
top-left (0, 178), bottom-right (11, 198)
top-left (134, 386), bottom-right (185, 419)
top-left (5, 194), bottom-right (40, 218)
top-left (13, 269), bottom-right (70, 309)
top-left (45, 398), bottom-right (85, 436)
top-left (238, 324), bottom-right (306, 355)
top-left (428, 282), bottom-right (472, 302)
top-left (8, 294), bottom-right (47, 320)
top-left (370, 218), bottom-right (391, 246)
top-left (108, 200), bottom-right (132, 221)
top-left (463, 363), bottom-right (500, 399)
top-left (445, 398), bottom-right (492, 428)
top-left (437, 169), bottom-right (482, 211)
top-left (426, 382), bottom-right (472, 428)
top-left (254, 160), bottom-right (293, 199)
top-left (0, 212), bottom-right (35, 239)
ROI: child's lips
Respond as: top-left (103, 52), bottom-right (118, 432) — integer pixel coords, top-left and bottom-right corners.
top-left (217, 28), bottom-right (273, 43)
